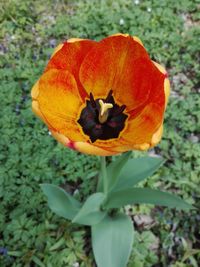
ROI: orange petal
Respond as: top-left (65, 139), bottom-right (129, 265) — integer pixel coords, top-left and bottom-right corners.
top-left (128, 60), bottom-right (166, 120)
top-left (32, 100), bottom-right (51, 127)
top-left (153, 60), bottom-right (170, 109)
top-left (50, 43), bottom-right (64, 58)
top-left (91, 140), bottom-right (150, 154)
top-left (50, 128), bottom-right (153, 155)
top-left (150, 124), bottom-right (163, 147)
top-left (74, 141), bottom-right (117, 156)
top-left (36, 69), bottom-right (85, 142)
top-left (132, 143), bottom-right (150, 150)
top-left (79, 34), bottom-right (158, 111)
top-left (50, 130), bottom-right (69, 146)
top-left (50, 38), bottom-right (87, 59)
top-left (46, 39), bottom-right (96, 71)
top-left (122, 103), bottom-right (164, 145)
top-left (50, 130), bottom-right (117, 156)
top-left (148, 67), bottom-right (166, 105)
top-left (46, 39), bottom-right (96, 100)
top-left (151, 60), bottom-right (169, 108)
top-left (67, 38), bottom-right (86, 43)
top-left (164, 78), bottom-right (170, 108)
top-left (110, 33), bottom-right (129, 37)
top-left (112, 33), bottom-right (144, 46)
top-left (152, 61), bottom-right (167, 75)
top-left (133, 36), bottom-right (144, 47)
top-left (128, 62), bottom-right (165, 121)
top-left (31, 80), bottom-right (40, 99)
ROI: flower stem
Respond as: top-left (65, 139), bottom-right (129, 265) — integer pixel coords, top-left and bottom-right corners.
top-left (101, 156), bottom-right (108, 194)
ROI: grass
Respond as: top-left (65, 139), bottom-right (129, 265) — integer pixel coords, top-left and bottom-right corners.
top-left (0, 0), bottom-right (200, 266)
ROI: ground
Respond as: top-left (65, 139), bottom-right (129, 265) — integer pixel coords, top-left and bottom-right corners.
top-left (0, 0), bottom-right (200, 266)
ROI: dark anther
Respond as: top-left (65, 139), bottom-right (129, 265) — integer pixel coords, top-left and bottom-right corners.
top-left (112, 105), bottom-right (126, 116)
top-left (105, 89), bottom-right (113, 102)
top-left (78, 90), bottom-right (128, 143)
top-left (90, 92), bottom-right (96, 108)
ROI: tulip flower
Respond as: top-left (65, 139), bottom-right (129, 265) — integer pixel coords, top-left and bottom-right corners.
top-left (32, 34), bottom-right (194, 267)
top-left (31, 34), bottom-right (170, 156)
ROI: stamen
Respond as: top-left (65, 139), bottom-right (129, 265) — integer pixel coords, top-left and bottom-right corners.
top-left (90, 93), bottom-right (96, 108)
top-left (112, 105), bottom-right (126, 116)
top-left (106, 90), bottom-right (113, 102)
top-left (98, 99), bottom-right (113, 123)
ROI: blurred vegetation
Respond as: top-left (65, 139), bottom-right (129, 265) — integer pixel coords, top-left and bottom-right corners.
top-left (0, 0), bottom-right (200, 266)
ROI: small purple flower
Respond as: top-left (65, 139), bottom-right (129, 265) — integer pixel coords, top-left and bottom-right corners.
top-left (0, 247), bottom-right (8, 256)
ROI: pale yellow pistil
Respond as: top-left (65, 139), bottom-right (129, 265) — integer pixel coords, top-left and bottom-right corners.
top-left (98, 99), bottom-right (113, 123)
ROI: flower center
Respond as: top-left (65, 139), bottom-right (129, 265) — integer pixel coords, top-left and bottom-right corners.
top-left (78, 90), bottom-right (128, 143)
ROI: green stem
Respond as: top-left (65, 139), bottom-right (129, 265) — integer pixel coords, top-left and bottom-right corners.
top-left (101, 156), bottom-right (108, 194)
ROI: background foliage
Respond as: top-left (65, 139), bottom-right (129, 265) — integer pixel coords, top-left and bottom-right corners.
top-left (0, 0), bottom-right (200, 266)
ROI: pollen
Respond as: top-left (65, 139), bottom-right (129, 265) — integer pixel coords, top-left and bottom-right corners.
top-left (98, 99), bottom-right (113, 123)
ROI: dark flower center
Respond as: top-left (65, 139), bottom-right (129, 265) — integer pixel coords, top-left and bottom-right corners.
top-left (78, 90), bottom-right (128, 143)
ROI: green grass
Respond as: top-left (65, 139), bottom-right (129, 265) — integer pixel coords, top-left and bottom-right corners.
top-left (0, 0), bottom-right (200, 266)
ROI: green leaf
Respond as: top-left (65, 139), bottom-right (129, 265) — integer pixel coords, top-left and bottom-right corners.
top-left (97, 152), bottom-right (131, 192)
top-left (107, 152), bottom-right (132, 191)
top-left (72, 193), bottom-right (107, 226)
top-left (32, 256), bottom-right (46, 267)
top-left (105, 188), bottom-right (193, 210)
top-left (92, 213), bottom-right (134, 267)
top-left (40, 184), bottom-right (81, 220)
top-left (112, 157), bottom-right (164, 192)
top-left (97, 158), bottom-right (105, 192)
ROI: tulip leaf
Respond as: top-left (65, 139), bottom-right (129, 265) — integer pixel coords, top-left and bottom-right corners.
top-left (111, 157), bottom-right (164, 192)
top-left (92, 213), bottom-right (134, 267)
top-left (97, 152), bottom-right (131, 192)
top-left (97, 158), bottom-right (105, 192)
top-left (72, 193), bottom-right (107, 226)
top-left (105, 152), bottom-right (132, 192)
top-left (105, 188), bottom-right (193, 210)
top-left (40, 184), bottom-right (81, 220)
